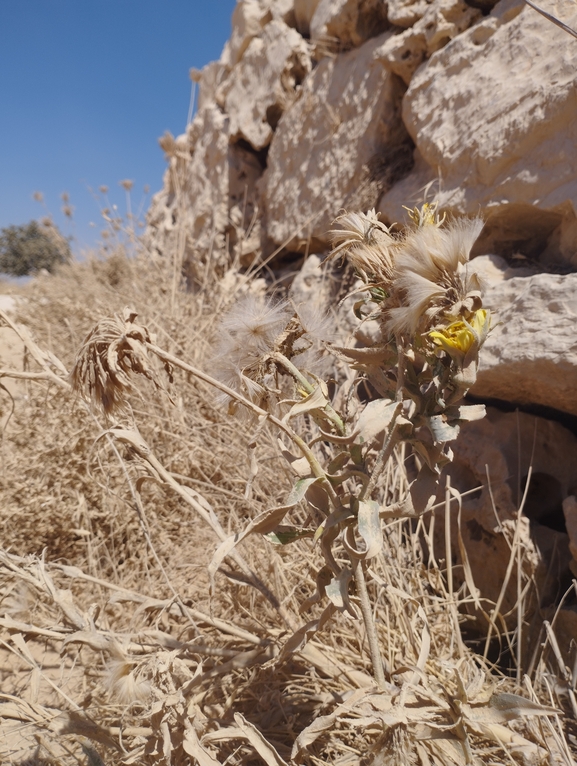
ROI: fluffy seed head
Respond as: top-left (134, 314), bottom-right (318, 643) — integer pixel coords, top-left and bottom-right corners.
top-left (328, 209), bottom-right (397, 288)
top-left (70, 308), bottom-right (167, 417)
top-left (386, 217), bottom-right (484, 336)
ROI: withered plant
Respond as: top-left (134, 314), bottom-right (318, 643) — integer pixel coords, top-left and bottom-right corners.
top-left (0, 205), bottom-right (573, 765)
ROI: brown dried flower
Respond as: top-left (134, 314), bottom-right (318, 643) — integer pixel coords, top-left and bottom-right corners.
top-left (71, 308), bottom-right (168, 416)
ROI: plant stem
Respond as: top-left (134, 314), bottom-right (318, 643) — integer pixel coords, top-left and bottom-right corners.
top-left (147, 343), bottom-right (338, 505)
top-left (271, 351), bottom-right (346, 436)
top-left (360, 401), bottom-right (402, 502)
top-left (352, 558), bottom-right (387, 689)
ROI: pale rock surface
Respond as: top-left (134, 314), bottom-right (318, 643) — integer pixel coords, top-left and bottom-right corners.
top-left (294, 0), bottom-right (323, 35)
top-left (147, 106), bottom-right (263, 275)
top-left (379, 0), bottom-right (577, 262)
top-left (387, 0), bottom-right (431, 27)
top-left (190, 59), bottom-right (231, 113)
top-left (468, 253), bottom-right (535, 285)
top-left (443, 408), bottom-right (577, 618)
top-left (228, 0), bottom-right (274, 65)
top-left (225, 20), bottom-right (311, 150)
top-left (374, 0), bottom-right (480, 85)
top-left (472, 272), bottom-right (577, 417)
top-left (563, 495), bottom-right (577, 575)
top-left (310, 0), bottom-right (388, 49)
top-left (263, 31), bottom-right (409, 250)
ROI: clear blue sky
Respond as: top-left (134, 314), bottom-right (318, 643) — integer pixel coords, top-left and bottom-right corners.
top-left (0, 0), bottom-right (237, 255)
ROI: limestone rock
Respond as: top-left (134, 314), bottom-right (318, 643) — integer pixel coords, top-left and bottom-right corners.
top-left (374, 0), bottom-right (480, 85)
top-left (225, 20), bottom-right (311, 151)
top-left (379, 0), bottom-right (577, 263)
top-left (147, 106), bottom-right (263, 275)
top-left (294, 0), bottom-right (323, 36)
top-left (262, 31), bottom-right (409, 251)
top-left (387, 0), bottom-right (431, 27)
top-left (472, 272), bottom-right (577, 417)
top-left (563, 495), bottom-right (577, 575)
top-left (310, 0), bottom-right (388, 50)
top-left (190, 59), bottom-right (230, 113)
top-left (228, 0), bottom-right (273, 66)
top-left (442, 408), bottom-right (577, 618)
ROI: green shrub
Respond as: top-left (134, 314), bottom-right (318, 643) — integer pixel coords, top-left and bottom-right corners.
top-left (0, 220), bottom-right (71, 276)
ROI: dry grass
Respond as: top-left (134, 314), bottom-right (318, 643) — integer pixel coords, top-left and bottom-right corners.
top-left (0, 238), bottom-right (575, 765)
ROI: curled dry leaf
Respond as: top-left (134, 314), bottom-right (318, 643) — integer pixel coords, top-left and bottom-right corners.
top-left (70, 307), bottom-right (171, 416)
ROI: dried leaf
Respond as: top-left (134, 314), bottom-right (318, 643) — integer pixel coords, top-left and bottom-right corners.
top-left (276, 604), bottom-right (335, 663)
top-left (283, 385), bottom-right (329, 422)
top-left (208, 478), bottom-right (318, 590)
top-left (325, 568), bottom-right (356, 616)
top-left (233, 713), bottom-right (289, 766)
top-left (182, 726), bottom-right (221, 766)
top-left (356, 398), bottom-right (397, 446)
top-left (426, 415), bottom-right (460, 444)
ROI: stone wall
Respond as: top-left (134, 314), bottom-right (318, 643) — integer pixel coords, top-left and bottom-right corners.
top-left (146, 0), bottom-right (577, 639)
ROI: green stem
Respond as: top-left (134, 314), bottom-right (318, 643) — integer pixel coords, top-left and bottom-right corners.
top-left (360, 401), bottom-right (402, 502)
top-left (272, 352), bottom-right (346, 436)
top-left (147, 343), bottom-right (338, 505)
top-left (352, 557), bottom-right (387, 689)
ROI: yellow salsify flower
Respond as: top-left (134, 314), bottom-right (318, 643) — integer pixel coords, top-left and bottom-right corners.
top-left (429, 309), bottom-right (491, 356)
top-left (403, 202), bottom-right (446, 228)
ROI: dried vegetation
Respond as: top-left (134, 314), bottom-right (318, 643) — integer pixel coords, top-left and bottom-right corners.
top-left (0, 220), bottom-right (576, 765)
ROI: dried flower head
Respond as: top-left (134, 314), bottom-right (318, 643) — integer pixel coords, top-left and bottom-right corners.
top-left (105, 658), bottom-right (151, 705)
top-left (220, 295), bottom-right (291, 353)
top-left (328, 209), bottom-right (396, 288)
top-left (71, 307), bottom-right (168, 416)
top-left (213, 296), bottom-right (292, 408)
top-left (386, 216), bottom-right (484, 336)
top-left (119, 179), bottom-right (134, 192)
top-left (32, 191), bottom-right (44, 203)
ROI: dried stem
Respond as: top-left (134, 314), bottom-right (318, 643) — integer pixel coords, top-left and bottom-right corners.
top-left (352, 557), bottom-right (387, 689)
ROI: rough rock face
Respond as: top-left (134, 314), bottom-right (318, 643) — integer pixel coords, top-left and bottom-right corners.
top-left (225, 20), bottom-right (311, 150)
top-left (473, 272), bottom-right (577, 416)
top-left (144, 0), bottom-right (577, 651)
top-left (444, 408), bottom-right (577, 620)
top-left (379, 0), bottom-right (577, 264)
top-left (310, 0), bottom-right (389, 48)
top-left (263, 31), bottom-right (409, 250)
top-left (147, 106), bottom-right (263, 278)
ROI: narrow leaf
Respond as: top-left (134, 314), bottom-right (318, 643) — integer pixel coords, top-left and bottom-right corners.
top-left (233, 714), bottom-right (289, 766)
top-left (284, 386), bottom-right (329, 422)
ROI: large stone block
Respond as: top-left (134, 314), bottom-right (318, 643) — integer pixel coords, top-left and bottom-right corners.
top-left (262, 31), bottom-right (409, 251)
top-left (225, 20), bottom-right (311, 151)
top-left (379, 0), bottom-right (577, 263)
top-left (374, 0), bottom-right (480, 85)
top-left (442, 408), bottom-right (577, 621)
top-left (473, 271), bottom-right (577, 417)
top-left (147, 106), bottom-right (263, 272)
top-left (310, 0), bottom-right (388, 49)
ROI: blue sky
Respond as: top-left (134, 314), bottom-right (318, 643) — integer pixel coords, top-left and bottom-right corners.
top-left (0, 0), bottom-right (236, 255)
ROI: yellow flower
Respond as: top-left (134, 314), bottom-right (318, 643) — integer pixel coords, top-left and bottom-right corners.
top-left (429, 309), bottom-right (491, 356)
top-left (403, 202), bottom-right (446, 228)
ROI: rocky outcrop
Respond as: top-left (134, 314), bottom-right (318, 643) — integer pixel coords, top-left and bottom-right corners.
top-left (143, 0), bottom-right (577, 655)
top-left (379, 0), bottom-right (577, 266)
top-left (263, 31), bottom-right (410, 250)
top-left (444, 408), bottom-right (577, 621)
top-left (225, 20), bottom-right (311, 151)
top-left (473, 271), bottom-right (577, 416)
top-left (310, 0), bottom-right (389, 49)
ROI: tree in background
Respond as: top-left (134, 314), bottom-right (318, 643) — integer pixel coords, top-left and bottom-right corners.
top-left (0, 219), bottom-right (71, 276)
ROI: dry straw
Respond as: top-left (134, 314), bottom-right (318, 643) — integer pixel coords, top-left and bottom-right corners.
top-left (0, 201), bottom-right (575, 765)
